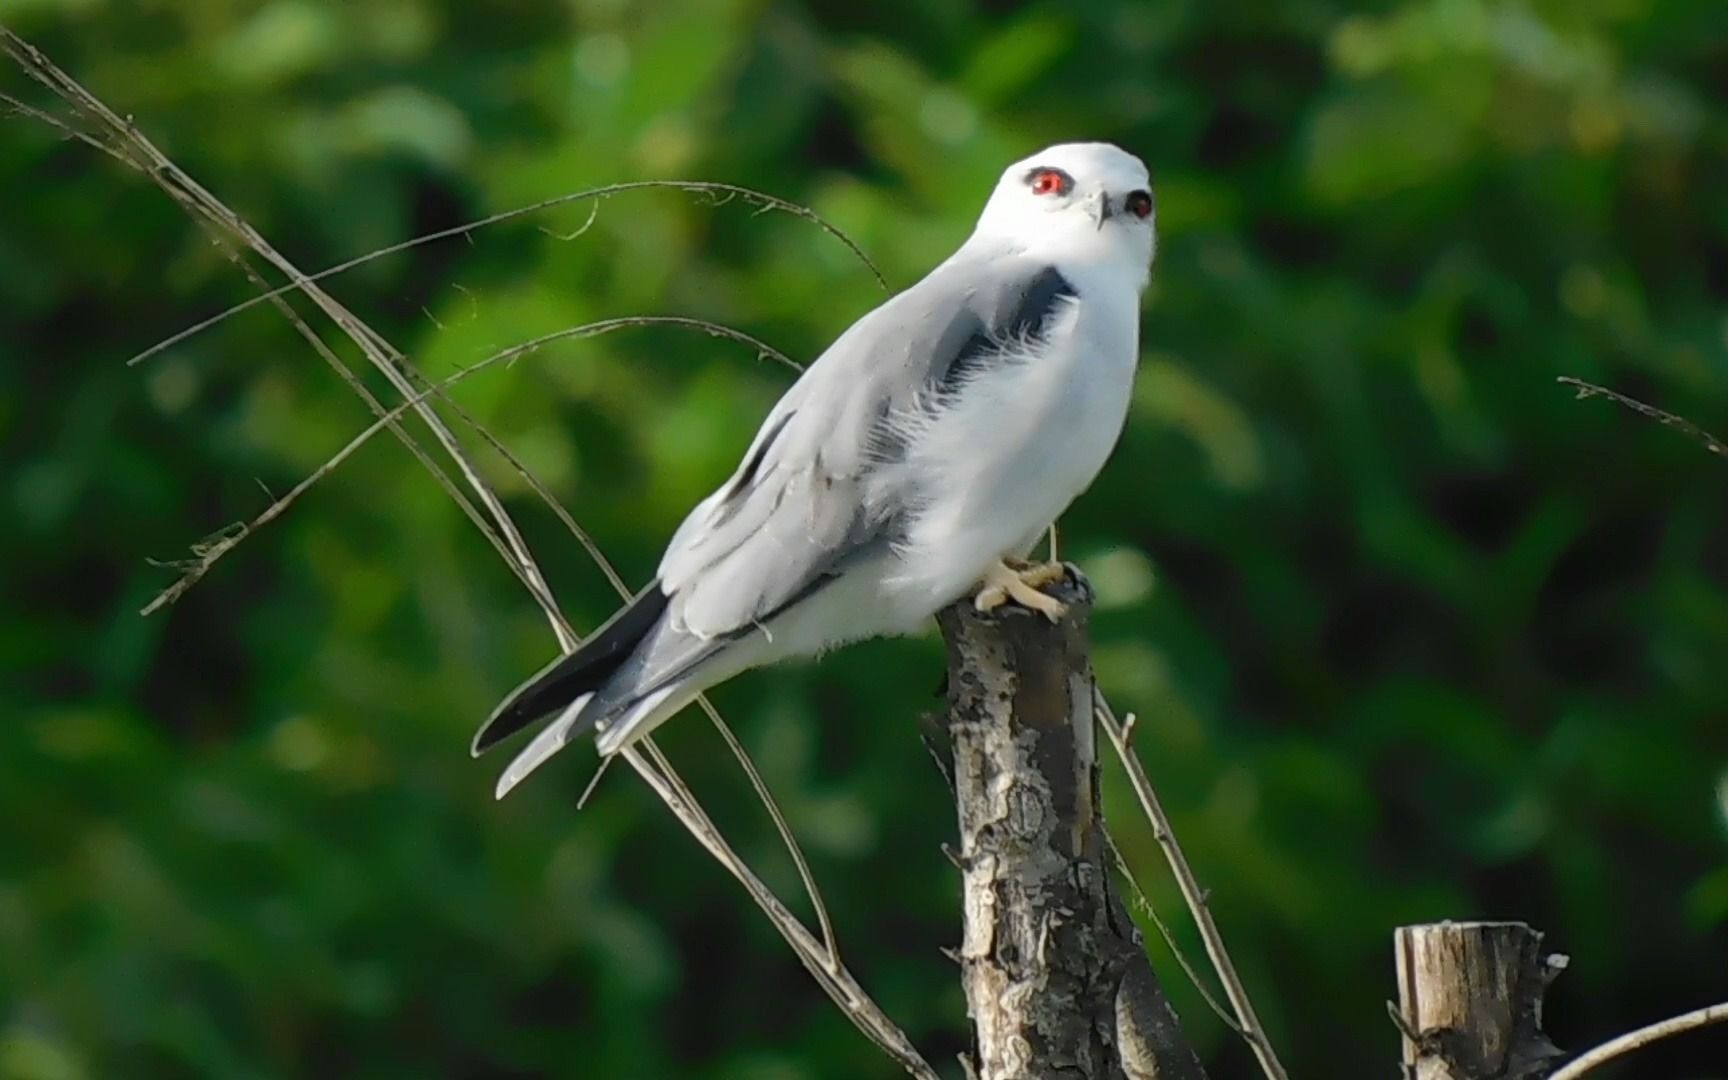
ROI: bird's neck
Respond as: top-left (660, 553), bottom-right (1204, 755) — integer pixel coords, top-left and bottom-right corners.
top-left (968, 228), bottom-right (1153, 295)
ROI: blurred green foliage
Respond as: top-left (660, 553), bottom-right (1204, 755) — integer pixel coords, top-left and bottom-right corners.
top-left (3, 0), bottom-right (1727, 1076)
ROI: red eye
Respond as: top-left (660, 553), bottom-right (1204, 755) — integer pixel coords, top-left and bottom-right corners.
top-left (1028, 168), bottom-right (1070, 196)
top-left (1125, 189), bottom-right (1154, 219)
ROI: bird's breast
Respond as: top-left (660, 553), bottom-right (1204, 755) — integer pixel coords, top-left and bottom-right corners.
top-left (878, 294), bottom-right (1139, 615)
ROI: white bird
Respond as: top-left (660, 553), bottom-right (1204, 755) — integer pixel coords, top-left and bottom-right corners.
top-left (475, 142), bottom-right (1156, 798)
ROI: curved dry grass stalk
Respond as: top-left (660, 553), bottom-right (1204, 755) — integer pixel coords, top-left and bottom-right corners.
top-left (1096, 693), bottom-right (1290, 1080)
top-left (1547, 1000), bottom-right (1728, 1080)
top-left (2, 26), bottom-right (925, 1073)
top-left (4, 86), bottom-right (567, 619)
top-left (1102, 827), bottom-right (1244, 1037)
top-left (137, 316), bottom-right (795, 615)
top-left (125, 178), bottom-right (886, 368)
top-left (11, 29), bottom-right (1283, 1077)
top-left (2, 89), bottom-right (124, 157)
top-left (3, 26), bottom-right (579, 648)
top-left (1558, 377), bottom-right (1728, 460)
top-left (623, 741), bottom-right (937, 1077)
top-left (450, 406), bottom-right (841, 963)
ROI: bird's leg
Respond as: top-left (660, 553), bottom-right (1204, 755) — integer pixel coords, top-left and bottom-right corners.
top-left (974, 558), bottom-right (1068, 622)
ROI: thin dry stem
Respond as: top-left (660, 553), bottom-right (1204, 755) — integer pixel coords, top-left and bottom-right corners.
top-left (0, 91), bottom-right (550, 616)
top-left (1558, 377), bottom-right (1728, 460)
top-left (1, 89), bottom-right (125, 158)
top-left (136, 316), bottom-right (794, 611)
top-left (137, 316), bottom-right (794, 615)
top-left (1547, 1001), bottom-right (1728, 1080)
top-left (135, 308), bottom-right (793, 617)
top-left (2, 26), bottom-right (574, 646)
top-left (126, 178), bottom-right (886, 368)
top-left (2, 26), bottom-right (918, 1072)
top-left (1097, 690), bottom-right (1290, 1080)
top-left (624, 741), bottom-right (938, 1078)
top-left (1103, 827), bottom-right (1244, 1036)
top-left (692, 694), bottom-right (842, 966)
top-left (461, 408), bottom-right (841, 966)
top-left (180, 227), bottom-right (563, 619)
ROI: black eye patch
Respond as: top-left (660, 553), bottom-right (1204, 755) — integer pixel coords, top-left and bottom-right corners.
top-left (1023, 166), bottom-right (1074, 196)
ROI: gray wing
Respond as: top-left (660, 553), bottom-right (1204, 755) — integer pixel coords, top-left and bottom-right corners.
top-left (657, 248), bottom-right (1077, 641)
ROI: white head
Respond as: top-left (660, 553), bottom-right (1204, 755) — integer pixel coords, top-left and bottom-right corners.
top-left (972, 142), bottom-right (1155, 279)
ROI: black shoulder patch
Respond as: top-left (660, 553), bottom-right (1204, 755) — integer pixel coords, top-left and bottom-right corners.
top-left (938, 266), bottom-right (1077, 394)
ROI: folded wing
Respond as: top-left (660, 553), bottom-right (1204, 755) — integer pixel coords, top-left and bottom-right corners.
top-left (656, 250), bottom-right (1077, 642)
top-left (473, 247), bottom-right (1079, 767)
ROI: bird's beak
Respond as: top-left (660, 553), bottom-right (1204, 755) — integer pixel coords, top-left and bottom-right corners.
top-left (1092, 190), bottom-right (1113, 230)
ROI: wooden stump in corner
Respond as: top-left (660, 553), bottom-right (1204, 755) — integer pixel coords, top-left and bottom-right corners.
top-left (1393, 920), bottom-right (1567, 1079)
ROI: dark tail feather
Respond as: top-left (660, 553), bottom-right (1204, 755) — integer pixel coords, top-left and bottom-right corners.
top-left (471, 581), bottom-right (670, 756)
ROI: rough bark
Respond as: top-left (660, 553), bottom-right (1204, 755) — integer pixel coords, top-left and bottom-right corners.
top-left (936, 568), bottom-right (1207, 1080)
top-left (1393, 921), bottom-right (1567, 1080)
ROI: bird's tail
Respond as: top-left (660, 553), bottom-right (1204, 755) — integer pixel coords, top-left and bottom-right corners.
top-left (472, 581), bottom-right (671, 797)
top-left (489, 676), bottom-right (706, 798)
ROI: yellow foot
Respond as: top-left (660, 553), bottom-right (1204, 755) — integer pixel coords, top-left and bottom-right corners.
top-left (974, 559), bottom-right (1068, 622)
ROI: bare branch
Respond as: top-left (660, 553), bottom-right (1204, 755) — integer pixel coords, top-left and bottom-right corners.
top-left (1, 97), bottom-right (542, 610)
top-left (692, 694), bottom-right (842, 966)
top-left (186, 231), bottom-right (573, 620)
top-left (1558, 377), bottom-right (1728, 461)
top-left (130, 255), bottom-right (849, 1028)
top-left (2, 85), bottom-right (576, 626)
top-left (455, 406), bottom-right (841, 966)
top-left (1103, 827), bottom-right (1245, 1036)
top-left (0, 27), bottom-right (922, 1072)
top-left (1548, 1001), bottom-right (1728, 1080)
top-left (1097, 691), bottom-right (1291, 1080)
top-left (125, 178), bottom-right (887, 368)
top-left (1, 24), bottom-right (579, 649)
top-left (1, 90), bottom-right (127, 160)
top-left (136, 315), bottom-right (795, 614)
top-left (623, 741), bottom-right (938, 1078)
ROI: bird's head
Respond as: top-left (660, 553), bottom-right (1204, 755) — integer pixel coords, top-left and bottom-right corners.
top-left (972, 142), bottom-right (1155, 276)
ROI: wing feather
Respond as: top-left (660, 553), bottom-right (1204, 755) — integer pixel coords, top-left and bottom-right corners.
top-left (656, 249), bottom-right (1077, 640)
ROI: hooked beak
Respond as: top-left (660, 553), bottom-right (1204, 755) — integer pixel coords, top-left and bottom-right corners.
top-left (1091, 190), bottom-right (1114, 230)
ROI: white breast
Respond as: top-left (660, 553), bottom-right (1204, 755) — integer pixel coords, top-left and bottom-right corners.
top-left (878, 280), bottom-right (1140, 623)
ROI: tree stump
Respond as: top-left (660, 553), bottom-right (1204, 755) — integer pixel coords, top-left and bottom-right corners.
top-left (1393, 920), bottom-right (1566, 1079)
top-left (937, 568), bottom-right (1207, 1080)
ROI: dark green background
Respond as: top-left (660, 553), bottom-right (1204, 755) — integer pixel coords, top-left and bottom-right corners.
top-left (4, 0), bottom-right (1726, 1076)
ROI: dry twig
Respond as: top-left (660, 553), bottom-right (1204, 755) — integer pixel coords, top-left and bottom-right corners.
top-left (469, 423), bottom-right (841, 965)
top-left (126, 178), bottom-right (886, 369)
top-left (10, 29), bottom-right (1284, 1077)
top-left (1558, 377), bottom-right (1728, 460)
top-left (1096, 693), bottom-right (1290, 1080)
top-left (2, 27), bottom-right (577, 646)
top-left (1, 26), bottom-right (922, 1074)
top-left (1103, 828), bottom-right (1244, 1037)
top-left (136, 315), bottom-right (794, 615)
top-left (1547, 1001), bottom-right (1728, 1080)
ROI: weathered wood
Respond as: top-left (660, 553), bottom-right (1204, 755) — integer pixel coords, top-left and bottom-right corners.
top-left (1393, 920), bottom-right (1566, 1080)
top-left (937, 567), bottom-right (1207, 1080)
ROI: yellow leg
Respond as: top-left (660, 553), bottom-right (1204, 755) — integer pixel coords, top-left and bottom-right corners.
top-left (974, 559), bottom-right (1068, 622)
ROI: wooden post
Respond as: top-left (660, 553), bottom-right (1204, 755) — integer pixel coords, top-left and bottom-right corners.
top-left (937, 569), bottom-right (1208, 1080)
top-left (1392, 921), bottom-right (1567, 1080)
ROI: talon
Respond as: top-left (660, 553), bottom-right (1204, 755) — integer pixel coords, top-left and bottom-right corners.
top-left (974, 584), bottom-right (1010, 613)
top-left (973, 559), bottom-right (1068, 622)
